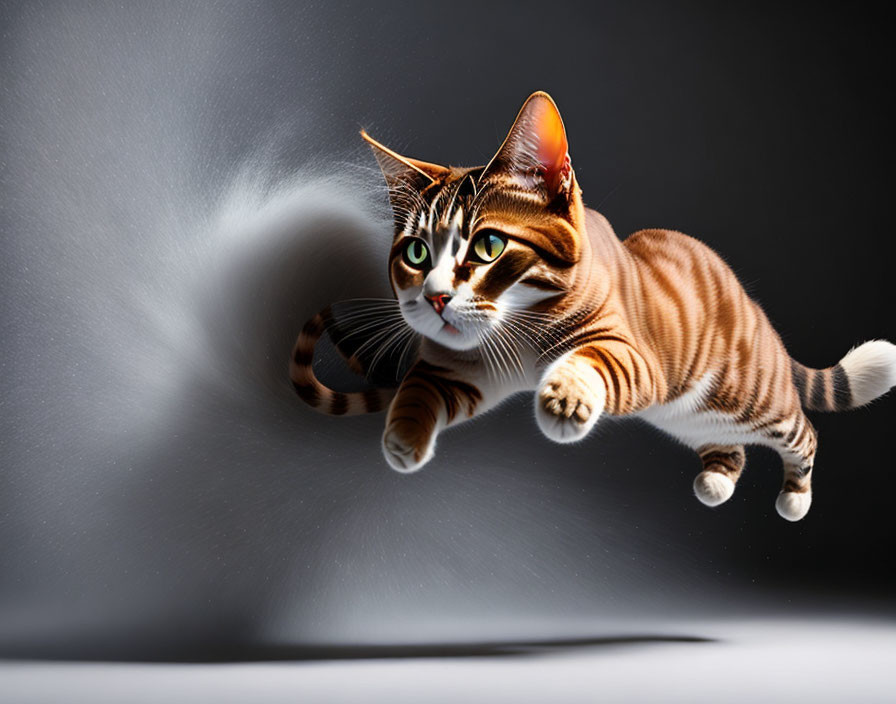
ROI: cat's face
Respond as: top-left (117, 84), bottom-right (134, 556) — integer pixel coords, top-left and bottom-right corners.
top-left (366, 92), bottom-right (585, 351)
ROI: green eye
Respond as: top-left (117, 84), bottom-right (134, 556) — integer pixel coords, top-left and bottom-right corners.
top-left (471, 231), bottom-right (507, 263)
top-left (403, 239), bottom-right (430, 268)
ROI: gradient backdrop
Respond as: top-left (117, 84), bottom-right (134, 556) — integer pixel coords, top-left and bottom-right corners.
top-left (1, 1), bottom-right (893, 662)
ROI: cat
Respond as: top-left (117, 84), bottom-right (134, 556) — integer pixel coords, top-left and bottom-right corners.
top-left (290, 91), bottom-right (896, 521)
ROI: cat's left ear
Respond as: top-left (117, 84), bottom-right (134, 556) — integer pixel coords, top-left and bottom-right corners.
top-left (361, 130), bottom-right (450, 191)
top-left (481, 91), bottom-right (574, 199)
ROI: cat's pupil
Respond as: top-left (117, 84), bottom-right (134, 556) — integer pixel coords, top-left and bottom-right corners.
top-left (405, 239), bottom-right (428, 267)
top-left (473, 232), bottom-right (505, 262)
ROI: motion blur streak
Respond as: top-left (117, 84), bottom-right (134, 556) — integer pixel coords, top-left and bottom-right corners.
top-left (1, 1), bottom-right (893, 671)
top-left (0, 4), bottom-right (691, 657)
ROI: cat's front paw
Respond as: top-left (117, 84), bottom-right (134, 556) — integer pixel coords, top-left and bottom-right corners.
top-left (382, 419), bottom-right (436, 473)
top-left (535, 354), bottom-right (606, 444)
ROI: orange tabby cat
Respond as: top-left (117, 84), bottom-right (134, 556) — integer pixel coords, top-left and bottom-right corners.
top-left (290, 92), bottom-right (896, 521)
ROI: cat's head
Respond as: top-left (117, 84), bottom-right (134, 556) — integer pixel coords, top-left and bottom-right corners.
top-left (364, 91), bottom-right (585, 351)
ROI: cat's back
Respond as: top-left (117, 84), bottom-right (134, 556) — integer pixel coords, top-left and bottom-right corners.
top-left (582, 211), bottom-right (738, 289)
top-left (619, 225), bottom-right (756, 317)
top-left (621, 227), bottom-right (735, 284)
top-left (613, 225), bottom-right (783, 397)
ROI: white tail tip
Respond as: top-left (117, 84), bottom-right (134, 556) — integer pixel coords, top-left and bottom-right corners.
top-left (840, 340), bottom-right (896, 408)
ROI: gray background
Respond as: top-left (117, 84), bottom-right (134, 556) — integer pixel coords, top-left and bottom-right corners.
top-left (1, 1), bottom-right (893, 661)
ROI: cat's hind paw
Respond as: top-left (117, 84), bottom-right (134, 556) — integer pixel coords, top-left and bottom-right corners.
top-left (535, 355), bottom-right (606, 444)
top-left (775, 490), bottom-right (812, 521)
top-left (693, 471), bottom-right (735, 507)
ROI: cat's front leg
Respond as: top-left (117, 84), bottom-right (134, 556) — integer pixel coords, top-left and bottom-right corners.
top-left (536, 351), bottom-right (607, 443)
top-left (536, 341), bottom-right (654, 443)
top-left (382, 414), bottom-right (439, 473)
top-left (382, 360), bottom-right (482, 472)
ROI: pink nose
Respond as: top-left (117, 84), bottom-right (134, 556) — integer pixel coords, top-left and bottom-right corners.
top-left (426, 294), bottom-right (452, 315)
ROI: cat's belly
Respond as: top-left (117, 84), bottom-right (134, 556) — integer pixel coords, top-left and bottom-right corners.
top-left (635, 373), bottom-right (764, 449)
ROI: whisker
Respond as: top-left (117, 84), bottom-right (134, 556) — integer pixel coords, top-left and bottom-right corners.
top-left (335, 297), bottom-right (401, 304)
top-left (329, 307), bottom-right (403, 324)
top-left (485, 328), bottom-right (511, 381)
top-left (395, 328), bottom-right (419, 376)
top-left (332, 314), bottom-right (405, 343)
top-left (489, 325), bottom-right (519, 381)
top-left (497, 324), bottom-right (526, 379)
top-left (503, 310), bottom-right (563, 351)
top-left (349, 318), bottom-right (409, 360)
top-left (500, 317), bottom-right (542, 351)
top-left (366, 325), bottom-right (415, 378)
top-left (477, 330), bottom-right (499, 383)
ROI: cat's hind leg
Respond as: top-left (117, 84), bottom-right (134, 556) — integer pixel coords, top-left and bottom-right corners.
top-left (770, 409), bottom-right (818, 521)
top-left (694, 444), bottom-right (746, 507)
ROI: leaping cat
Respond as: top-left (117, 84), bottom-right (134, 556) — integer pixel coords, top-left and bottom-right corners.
top-left (291, 91), bottom-right (896, 521)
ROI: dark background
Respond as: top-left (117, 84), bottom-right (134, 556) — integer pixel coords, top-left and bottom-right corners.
top-left (1, 2), bottom-right (893, 659)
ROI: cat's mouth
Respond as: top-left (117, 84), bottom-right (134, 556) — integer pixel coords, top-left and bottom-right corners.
top-left (429, 310), bottom-right (488, 350)
top-left (398, 298), bottom-right (490, 350)
top-left (438, 307), bottom-right (480, 339)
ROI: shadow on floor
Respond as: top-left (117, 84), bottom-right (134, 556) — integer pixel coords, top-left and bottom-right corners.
top-left (0, 634), bottom-right (714, 664)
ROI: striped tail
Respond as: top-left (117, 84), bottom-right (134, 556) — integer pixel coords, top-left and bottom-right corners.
top-left (792, 340), bottom-right (896, 412)
top-left (289, 306), bottom-right (397, 415)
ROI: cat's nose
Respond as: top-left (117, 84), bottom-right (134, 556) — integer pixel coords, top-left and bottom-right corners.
top-left (425, 294), bottom-right (452, 315)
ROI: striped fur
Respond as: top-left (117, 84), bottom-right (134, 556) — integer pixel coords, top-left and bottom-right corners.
top-left (290, 91), bottom-right (896, 520)
top-left (382, 360), bottom-right (484, 472)
top-left (791, 341), bottom-right (896, 411)
top-left (693, 444), bottom-right (746, 507)
top-left (791, 360), bottom-right (852, 411)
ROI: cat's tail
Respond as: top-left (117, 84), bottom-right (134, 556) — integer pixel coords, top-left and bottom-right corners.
top-left (791, 340), bottom-right (896, 412)
top-left (289, 306), bottom-right (397, 415)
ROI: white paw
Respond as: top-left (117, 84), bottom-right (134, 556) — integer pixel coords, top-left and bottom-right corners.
top-left (775, 490), bottom-right (812, 521)
top-left (535, 355), bottom-right (606, 444)
top-left (693, 471), bottom-right (735, 507)
top-left (382, 428), bottom-right (435, 474)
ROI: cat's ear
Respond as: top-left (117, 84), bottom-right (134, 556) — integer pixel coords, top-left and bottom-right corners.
top-left (361, 130), bottom-right (450, 191)
top-left (481, 91), bottom-right (573, 199)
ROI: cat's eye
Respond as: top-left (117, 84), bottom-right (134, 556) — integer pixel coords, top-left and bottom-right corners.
top-left (403, 238), bottom-right (430, 269)
top-left (470, 231), bottom-right (507, 264)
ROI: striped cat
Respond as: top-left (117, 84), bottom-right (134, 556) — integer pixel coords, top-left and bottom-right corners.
top-left (291, 91), bottom-right (896, 521)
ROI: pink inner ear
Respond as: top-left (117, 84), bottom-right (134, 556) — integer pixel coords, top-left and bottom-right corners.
top-left (540, 153), bottom-right (572, 194)
top-left (482, 92), bottom-right (573, 193)
top-left (531, 100), bottom-right (570, 193)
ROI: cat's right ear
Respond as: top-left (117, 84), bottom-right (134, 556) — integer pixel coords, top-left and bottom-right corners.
top-left (361, 131), bottom-right (450, 193)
